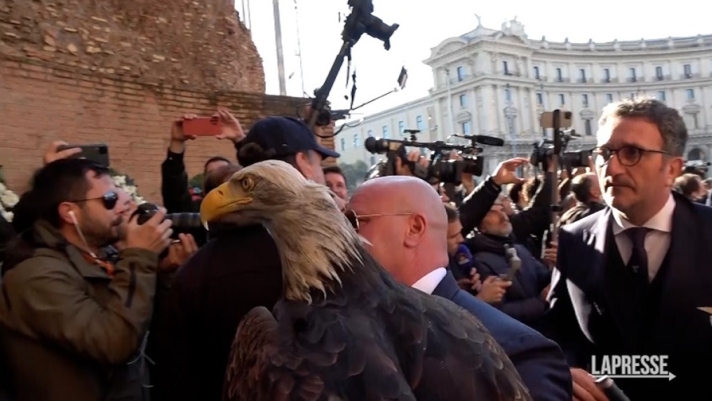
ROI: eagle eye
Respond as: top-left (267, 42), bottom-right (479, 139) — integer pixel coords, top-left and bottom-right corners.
top-left (240, 177), bottom-right (255, 192)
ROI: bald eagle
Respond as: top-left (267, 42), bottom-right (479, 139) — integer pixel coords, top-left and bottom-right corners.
top-left (200, 160), bottom-right (531, 401)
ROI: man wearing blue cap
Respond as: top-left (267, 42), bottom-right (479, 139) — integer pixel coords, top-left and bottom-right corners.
top-left (152, 116), bottom-right (340, 401)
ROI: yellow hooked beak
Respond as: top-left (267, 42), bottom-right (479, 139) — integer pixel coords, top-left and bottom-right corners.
top-left (199, 182), bottom-right (253, 229)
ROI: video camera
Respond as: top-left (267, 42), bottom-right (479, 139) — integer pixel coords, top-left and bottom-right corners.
top-left (529, 110), bottom-right (590, 172)
top-left (364, 131), bottom-right (504, 185)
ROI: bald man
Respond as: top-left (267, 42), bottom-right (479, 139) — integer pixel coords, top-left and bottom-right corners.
top-left (347, 176), bottom-right (572, 401)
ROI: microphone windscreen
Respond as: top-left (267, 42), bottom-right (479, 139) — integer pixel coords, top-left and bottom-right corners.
top-left (455, 244), bottom-right (474, 272)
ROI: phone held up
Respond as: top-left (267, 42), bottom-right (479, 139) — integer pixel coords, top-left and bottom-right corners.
top-left (57, 143), bottom-right (110, 167)
top-left (182, 116), bottom-right (223, 137)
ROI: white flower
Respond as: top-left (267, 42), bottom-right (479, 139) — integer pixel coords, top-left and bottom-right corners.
top-left (1, 192), bottom-right (19, 208)
top-left (113, 176), bottom-right (127, 186)
top-left (0, 183), bottom-right (5, 193)
top-left (1, 210), bottom-right (12, 223)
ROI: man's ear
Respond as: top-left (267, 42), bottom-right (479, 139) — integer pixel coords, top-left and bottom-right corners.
top-left (57, 202), bottom-right (77, 226)
top-left (665, 157), bottom-right (684, 187)
top-left (294, 152), bottom-right (314, 178)
top-left (404, 214), bottom-right (427, 247)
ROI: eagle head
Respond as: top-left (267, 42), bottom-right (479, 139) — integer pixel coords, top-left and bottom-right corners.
top-left (200, 159), bottom-right (364, 303)
top-left (200, 159), bottom-right (311, 227)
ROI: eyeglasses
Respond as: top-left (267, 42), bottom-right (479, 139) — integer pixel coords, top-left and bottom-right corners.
top-left (592, 146), bottom-right (668, 167)
top-left (73, 192), bottom-right (119, 210)
top-left (344, 209), bottom-right (412, 232)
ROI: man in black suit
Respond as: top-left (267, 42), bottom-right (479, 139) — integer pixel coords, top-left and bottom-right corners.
top-left (348, 175), bottom-right (572, 401)
top-left (546, 97), bottom-right (712, 401)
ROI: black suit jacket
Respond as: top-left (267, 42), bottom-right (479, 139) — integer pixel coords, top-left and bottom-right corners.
top-left (434, 272), bottom-right (572, 401)
top-left (545, 193), bottom-right (712, 399)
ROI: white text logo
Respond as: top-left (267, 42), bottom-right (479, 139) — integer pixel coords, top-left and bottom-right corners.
top-left (591, 355), bottom-right (675, 380)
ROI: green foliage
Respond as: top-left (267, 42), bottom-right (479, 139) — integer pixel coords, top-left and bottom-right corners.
top-left (339, 160), bottom-right (370, 191)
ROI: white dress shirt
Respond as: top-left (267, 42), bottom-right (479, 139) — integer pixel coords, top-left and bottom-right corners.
top-left (611, 194), bottom-right (675, 282)
top-left (411, 267), bottom-right (447, 295)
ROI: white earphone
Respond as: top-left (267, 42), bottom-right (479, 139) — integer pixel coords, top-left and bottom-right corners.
top-left (68, 210), bottom-right (78, 226)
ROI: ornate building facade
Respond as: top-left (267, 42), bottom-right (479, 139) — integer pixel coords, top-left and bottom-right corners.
top-left (338, 18), bottom-right (712, 176)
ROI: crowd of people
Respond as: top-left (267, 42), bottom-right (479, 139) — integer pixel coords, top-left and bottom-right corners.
top-left (0, 97), bottom-right (709, 401)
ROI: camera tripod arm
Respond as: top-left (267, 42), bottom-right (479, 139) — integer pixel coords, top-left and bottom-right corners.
top-left (308, 40), bottom-right (354, 130)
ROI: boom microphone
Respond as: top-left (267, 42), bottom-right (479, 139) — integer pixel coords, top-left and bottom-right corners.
top-left (453, 134), bottom-right (505, 147)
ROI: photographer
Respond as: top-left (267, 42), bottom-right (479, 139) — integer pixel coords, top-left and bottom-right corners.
top-left (0, 158), bottom-right (173, 401)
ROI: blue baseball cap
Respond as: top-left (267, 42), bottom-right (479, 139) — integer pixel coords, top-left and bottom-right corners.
top-left (238, 117), bottom-right (340, 162)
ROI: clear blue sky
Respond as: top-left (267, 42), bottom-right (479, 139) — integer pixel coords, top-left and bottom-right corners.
top-left (240, 0), bottom-right (708, 116)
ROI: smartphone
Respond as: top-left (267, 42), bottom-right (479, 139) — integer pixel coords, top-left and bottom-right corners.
top-left (182, 116), bottom-right (223, 136)
top-left (57, 143), bottom-right (110, 167)
top-left (540, 111), bottom-right (573, 129)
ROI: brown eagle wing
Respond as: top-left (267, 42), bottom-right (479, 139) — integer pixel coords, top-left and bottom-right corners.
top-left (223, 301), bottom-right (417, 401)
top-left (223, 306), bottom-right (278, 401)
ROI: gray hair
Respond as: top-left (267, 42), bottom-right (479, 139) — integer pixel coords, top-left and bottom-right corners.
top-left (598, 97), bottom-right (688, 157)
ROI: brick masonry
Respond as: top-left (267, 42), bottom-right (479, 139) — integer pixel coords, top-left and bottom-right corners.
top-left (0, 0), bottom-right (335, 203)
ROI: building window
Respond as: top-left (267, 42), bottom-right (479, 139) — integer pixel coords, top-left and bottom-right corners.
top-left (507, 116), bottom-right (516, 137)
top-left (579, 69), bottom-right (586, 82)
top-left (684, 64), bottom-right (692, 78)
top-left (603, 68), bottom-right (611, 82)
top-left (459, 94), bottom-right (467, 107)
top-left (369, 156), bottom-right (376, 166)
top-left (398, 120), bottom-right (405, 135)
top-left (353, 134), bottom-right (360, 147)
top-left (582, 94), bottom-right (589, 107)
top-left (533, 66), bottom-right (540, 79)
top-left (655, 66), bottom-right (663, 80)
top-left (630, 92), bottom-right (636, 99)
top-left (456, 66), bottom-right (465, 81)
top-left (416, 115), bottom-right (424, 131)
top-left (584, 119), bottom-right (593, 136)
top-left (686, 89), bottom-right (695, 100)
top-left (382, 125), bottom-right (390, 138)
top-left (461, 121), bottom-right (471, 135)
top-left (367, 129), bottom-right (374, 137)
top-left (340, 138), bottom-right (347, 151)
top-left (556, 68), bottom-right (563, 82)
top-left (559, 94), bottom-right (565, 105)
top-left (684, 113), bottom-right (699, 129)
top-left (657, 91), bottom-right (666, 101)
top-left (629, 68), bottom-right (636, 82)
top-left (504, 88), bottom-right (512, 102)
top-left (503, 61), bottom-right (510, 75)
top-left (606, 93), bottom-right (613, 103)
top-left (536, 93), bottom-right (543, 105)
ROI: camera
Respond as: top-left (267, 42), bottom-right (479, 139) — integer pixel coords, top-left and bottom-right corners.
top-left (428, 156), bottom-right (484, 185)
top-left (364, 136), bottom-right (485, 185)
top-left (530, 141), bottom-right (591, 172)
top-left (132, 203), bottom-right (203, 230)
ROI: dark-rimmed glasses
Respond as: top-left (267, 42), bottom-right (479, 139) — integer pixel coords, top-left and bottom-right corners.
top-left (72, 192), bottom-right (119, 210)
top-left (592, 146), bottom-right (668, 167)
top-left (344, 209), bottom-right (412, 232)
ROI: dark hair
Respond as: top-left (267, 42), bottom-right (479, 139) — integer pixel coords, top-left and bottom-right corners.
top-left (673, 173), bottom-right (701, 198)
top-left (444, 203), bottom-right (459, 223)
top-left (204, 164), bottom-right (242, 194)
top-left (570, 174), bottom-right (596, 203)
top-left (323, 165), bottom-right (347, 186)
top-left (237, 142), bottom-right (311, 169)
top-left (598, 97), bottom-right (688, 156)
top-left (508, 182), bottom-right (524, 205)
top-left (23, 158), bottom-right (110, 230)
top-left (202, 156), bottom-right (231, 174)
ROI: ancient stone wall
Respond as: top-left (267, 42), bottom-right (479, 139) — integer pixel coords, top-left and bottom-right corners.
top-left (0, 55), bottom-right (335, 202)
top-left (0, 0), bottom-right (336, 203)
top-left (0, 0), bottom-right (265, 93)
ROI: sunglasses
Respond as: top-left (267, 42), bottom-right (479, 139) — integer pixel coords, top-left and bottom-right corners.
top-left (344, 209), bottom-right (412, 232)
top-left (73, 192), bottom-right (119, 210)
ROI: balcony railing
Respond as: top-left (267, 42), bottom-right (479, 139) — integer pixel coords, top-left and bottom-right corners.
top-left (554, 77), bottom-right (570, 83)
top-left (577, 78), bottom-right (593, 84)
top-left (626, 77), bottom-right (638, 83)
top-left (681, 72), bottom-right (700, 79)
top-left (656, 74), bottom-right (671, 81)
